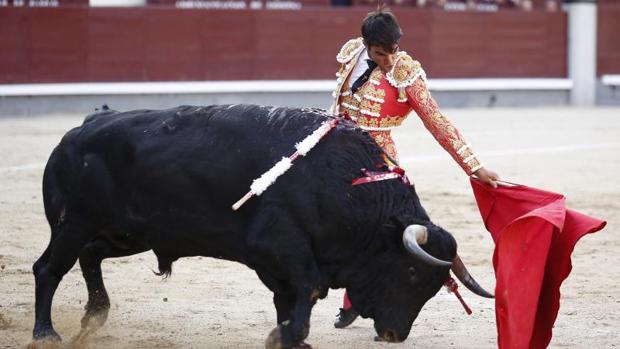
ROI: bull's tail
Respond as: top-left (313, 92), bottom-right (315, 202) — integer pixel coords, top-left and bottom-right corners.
top-left (153, 255), bottom-right (176, 278)
top-left (42, 145), bottom-right (68, 234)
top-left (43, 144), bottom-right (119, 234)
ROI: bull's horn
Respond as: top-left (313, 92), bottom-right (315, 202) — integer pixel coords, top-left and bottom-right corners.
top-left (402, 225), bottom-right (452, 267)
top-left (451, 255), bottom-right (494, 298)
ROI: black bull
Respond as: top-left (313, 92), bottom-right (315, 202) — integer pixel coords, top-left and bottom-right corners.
top-left (31, 104), bottom-right (492, 348)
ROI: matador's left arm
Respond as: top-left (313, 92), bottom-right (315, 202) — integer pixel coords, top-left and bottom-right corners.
top-left (387, 53), bottom-right (484, 175)
top-left (406, 77), bottom-right (483, 175)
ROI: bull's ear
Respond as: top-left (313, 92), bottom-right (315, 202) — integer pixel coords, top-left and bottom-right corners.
top-left (388, 215), bottom-right (407, 230)
top-left (386, 215), bottom-right (428, 248)
top-left (389, 215), bottom-right (428, 231)
top-left (380, 216), bottom-right (407, 248)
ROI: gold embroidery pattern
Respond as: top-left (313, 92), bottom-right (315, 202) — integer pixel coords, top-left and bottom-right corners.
top-left (466, 158), bottom-right (482, 172)
top-left (394, 56), bottom-right (414, 81)
top-left (368, 130), bottom-right (399, 162)
top-left (358, 72), bottom-right (384, 116)
top-left (336, 37), bottom-right (364, 64)
top-left (338, 81), bottom-right (361, 118)
top-left (359, 98), bottom-right (382, 117)
top-left (353, 91), bottom-right (362, 102)
top-left (386, 52), bottom-right (425, 89)
top-left (337, 65), bottom-right (347, 79)
top-left (331, 42), bottom-right (366, 114)
top-left (369, 69), bottom-right (383, 83)
top-left (357, 115), bottom-right (406, 130)
top-left (407, 78), bottom-right (481, 175)
top-left (363, 85), bottom-right (386, 103)
top-left (459, 147), bottom-right (475, 160)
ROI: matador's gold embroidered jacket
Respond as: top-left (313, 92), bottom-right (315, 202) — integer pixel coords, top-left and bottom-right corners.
top-left (329, 37), bottom-right (483, 175)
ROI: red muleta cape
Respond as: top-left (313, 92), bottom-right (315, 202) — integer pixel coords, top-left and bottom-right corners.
top-left (470, 178), bottom-right (606, 349)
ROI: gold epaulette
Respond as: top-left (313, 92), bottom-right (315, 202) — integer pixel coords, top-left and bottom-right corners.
top-left (386, 52), bottom-right (427, 102)
top-left (336, 37), bottom-right (365, 64)
top-left (386, 52), bottom-right (426, 88)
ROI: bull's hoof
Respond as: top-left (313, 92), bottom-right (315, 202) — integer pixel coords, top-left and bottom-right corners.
top-left (26, 340), bottom-right (61, 349)
top-left (265, 326), bottom-right (312, 349)
top-left (28, 330), bottom-right (62, 349)
top-left (71, 327), bottom-right (95, 348)
top-left (374, 332), bottom-right (403, 343)
top-left (292, 341), bottom-right (313, 349)
top-left (32, 327), bottom-right (61, 342)
top-left (80, 308), bottom-right (109, 329)
top-left (265, 326), bottom-right (284, 349)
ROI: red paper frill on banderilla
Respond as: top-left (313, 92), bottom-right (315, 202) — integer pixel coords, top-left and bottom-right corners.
top-left (470, 178), bottom-right (606, 349)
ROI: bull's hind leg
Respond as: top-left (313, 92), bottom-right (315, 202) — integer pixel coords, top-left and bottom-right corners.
top-left (78, 238), bottom-right (149, 330)
top-left (31, 220), bottom-right (94, 346)
top-left (30, 245), bottom-right (59, 344)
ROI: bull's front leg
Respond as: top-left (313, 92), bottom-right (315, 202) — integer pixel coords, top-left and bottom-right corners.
top-left (266, 285), bottom-right (321, 349)
top-left (273, 292), bottom-right (295, 325)
top-left (246, 210), bottom-right (324, 349)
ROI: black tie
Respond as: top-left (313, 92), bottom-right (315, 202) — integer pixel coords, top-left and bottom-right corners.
top-left (351, 59), bottom-right (378, 94)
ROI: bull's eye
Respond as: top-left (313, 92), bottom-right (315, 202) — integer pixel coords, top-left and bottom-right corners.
top-left (409, 266), bottom-right (418, 283)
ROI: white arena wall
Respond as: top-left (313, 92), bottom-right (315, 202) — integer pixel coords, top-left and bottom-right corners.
top-left (4, 78), bottom-right (614, 117)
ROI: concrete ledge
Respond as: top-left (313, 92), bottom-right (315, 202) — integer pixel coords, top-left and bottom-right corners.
top-left (602, 75), bottom-right (620, 87)
top-left (428, 78), bottom-right (573, 91)
top-left (597, 77), bottom-right (620, 106)
top-left (0, 79), bottom-right (576, 116)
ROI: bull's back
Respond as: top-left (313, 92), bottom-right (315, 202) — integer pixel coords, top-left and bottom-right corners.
top-left (50, 104), bottom-right (383, 221)
top-left (54, 105), bottom-right (348, 207)
top-left (43, 104), bottom-right (391, 262)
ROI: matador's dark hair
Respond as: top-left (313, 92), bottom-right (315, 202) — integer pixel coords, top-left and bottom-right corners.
top-left (361, 5), bottom-right (402, 53)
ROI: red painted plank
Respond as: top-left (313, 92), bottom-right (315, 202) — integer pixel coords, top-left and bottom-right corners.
top-left (0, 7), bottom-right (569, 83)
top-left (0, 8), bottom-right (30, 83)
top-left (598, 4), bottom-right (620, 76)
top-left (27, 8), bottom-right (89, 82)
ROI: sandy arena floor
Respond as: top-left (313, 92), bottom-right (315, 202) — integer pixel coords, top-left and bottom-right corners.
top-left (0, 106), bottom-right (618, 348)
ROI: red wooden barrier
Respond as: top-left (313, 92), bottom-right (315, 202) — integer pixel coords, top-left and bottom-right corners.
top-left (598, 2), bottom-right (620, 76)
top-left (0, 7), bottom-right (568, 84)
top-left (0, 0), bottom-right (87, 7)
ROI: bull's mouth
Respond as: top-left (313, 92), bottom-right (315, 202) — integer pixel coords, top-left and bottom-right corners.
top-left (374, 329), bottom-right (402, 343)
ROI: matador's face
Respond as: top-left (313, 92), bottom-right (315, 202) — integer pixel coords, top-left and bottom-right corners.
top-left (367, 44), bottom-right (399, 74)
